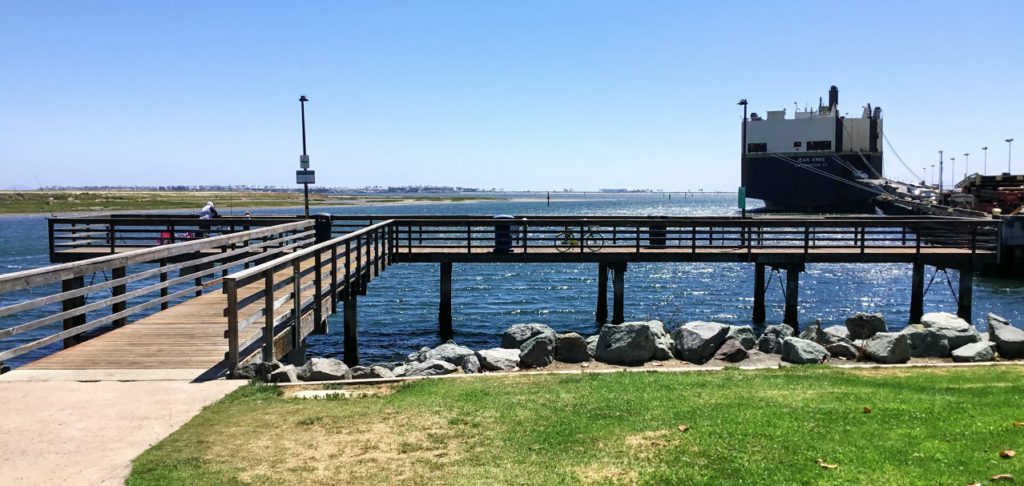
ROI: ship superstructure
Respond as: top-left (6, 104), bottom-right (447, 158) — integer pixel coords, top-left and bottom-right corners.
top-left (741, 85), bottom-right (884, 212)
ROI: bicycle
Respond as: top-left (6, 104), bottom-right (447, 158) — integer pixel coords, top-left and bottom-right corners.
top-left (554, 226), bottom-right (604, 252)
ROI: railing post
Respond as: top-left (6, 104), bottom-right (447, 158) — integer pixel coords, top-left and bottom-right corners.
top-left (314, 250), bottom-right (325, 334)
top-left (47, 219), bottom-right (56, 262)
top-left (290, 259), bottom-right (303, 362)
top-left (330, 246), bottom-right (339, 314)
top-left (108, 223), bottom-right (116, 253)
top-left (61, 275), bottom-right (86, 348)
top-left (262, 270), bottom-right (275, 362)
top-left (635, 226), bottom-right (640, 254)
top-left (345, 239), bottom-right (352, 297)
top-left (111, 266), bottom-right (127, 327)
top-left (159, 259), bottom-right (169, 310)
top-left (467, 225), bottom-right (472, 254)
top-left (803, 226), bottom-right (810, 254)
top-left (224, 278), bottom-right (239, 372)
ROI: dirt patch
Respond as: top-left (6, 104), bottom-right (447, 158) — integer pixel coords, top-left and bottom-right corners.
top-left (281, 382), bottom-right (399, 399)
top-left (573, 465), bottom-right (640, 485)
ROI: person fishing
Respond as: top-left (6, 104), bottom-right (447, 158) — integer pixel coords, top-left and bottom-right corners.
top-left (197, 201), bottom-right (220, 238)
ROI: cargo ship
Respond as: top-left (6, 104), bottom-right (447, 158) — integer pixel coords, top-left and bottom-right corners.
top-left (740, 85), bottom-right (885, 212)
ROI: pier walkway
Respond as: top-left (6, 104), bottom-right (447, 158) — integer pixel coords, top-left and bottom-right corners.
top-left (0, 214), bottom-right (1002, 381)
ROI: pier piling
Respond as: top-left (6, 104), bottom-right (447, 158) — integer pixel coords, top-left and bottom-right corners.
top-left (439, 261), bottom-right (453, 339)
top-left (783, 264), bottom-right (803, 331)
top-left (752, 263), bottom-right (766, 323)
top-left (957, 267), bottom-right (973, 322)
top-left (344, 296), bottom-right (359, 367)
top-left (596, 263), bottom-right (608, 324)
top-left (909, 263), bottom-right (925, 324)
top-left (611, 262), bottom-right (626, 324)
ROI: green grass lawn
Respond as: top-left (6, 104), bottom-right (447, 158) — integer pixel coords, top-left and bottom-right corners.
top-left (128, 366), bottom-right (1024, 485)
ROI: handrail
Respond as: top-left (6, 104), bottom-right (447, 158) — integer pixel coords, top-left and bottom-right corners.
top-left (8, 220), bottom-right (312, 292)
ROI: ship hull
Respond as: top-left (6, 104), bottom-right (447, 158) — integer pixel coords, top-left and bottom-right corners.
top-left (742, 153), bottom-right (883, 213)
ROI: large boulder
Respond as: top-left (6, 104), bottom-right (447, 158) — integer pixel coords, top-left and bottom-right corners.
top-left (863, 332), bottom-right (910, 364)
top-left (477, 348), bottom-right (521, 371)
top-left (672, 321), bottom-right (730, 364)
top-left (714, 338), bottom-right (749, 363)
top-left (951, 341), bottom-right (995, 363)
top-left (900, 324), bottom-right (951, 358)
top-left (555, 332), bottom-right (590, 363)
top-left (921, 312), bottom-right (971, 332)
top-left (461, 354), bottom-right (481, 374)
top-left (422, 341), bottom-right (477, 369)
top-left (405, 359), bottom-right (459, 377)
top-left (350, 365), bottom-right (395, 380)
top-left (756, 324), bottom-right (794, 354)
top-left (297, 357), bottom-right (351, 381)
top-left (520, 333), bottom-right (557, 368)
top-left (826, 341), bottom-right (859, 360)
top-left (727, 325), bottom-right (757, 350)
top-left (648, 321), bottom-right (676, 360)
top-left (846, 313), bottom-right (887, 340)
top-left (988, 313), bottom-right (1024, 359)
top-left (501, 323), bottom-right (556, 349)
top-left (406, 347), bottom-right (432, 364)
top-left (269, 364), bottom-right (299, 383)
top-left (781, 337), bottom-right (828, 364)
top-left (822, 325), bottom-right (851, 345)
top-left (586, 335), bottom-right (599, 358)
top-left (595, 322), bottom-right (658, 365)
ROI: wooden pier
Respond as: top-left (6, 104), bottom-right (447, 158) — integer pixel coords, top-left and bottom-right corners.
top-left (0, 214), bottom-right (1002, 380)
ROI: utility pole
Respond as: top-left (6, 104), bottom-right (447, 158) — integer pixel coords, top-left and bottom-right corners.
top-left (1008, 139), bottom-right (1016, 174)
top-left (982, 146), bottom-right (988, 175)
top-left (963, 153), bottom-right (970, 179)
top-left (938, 151), bottom-right (944, 192)
top-left (296, 95), bottom-right (315, 218)
top-left (950, 157), bottom-right (956, 188)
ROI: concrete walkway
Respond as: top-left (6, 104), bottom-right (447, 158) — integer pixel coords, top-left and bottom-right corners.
top-left (0, 378), bottom-right (242, 485)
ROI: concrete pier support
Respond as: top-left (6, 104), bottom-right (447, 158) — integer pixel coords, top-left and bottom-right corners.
top-left (111, 266), bottom-right (127, 327)
top-left (61, 275), bottom-right (86, 348)
top-left (439, 261), bottom-right (453, 340)
top-left (752, 263), bottom-right (766, 324)
top-left (909, 263), bottom-right (925, 324)
top-left (958, 266), bottom-right (973, 322)
top-left (343, 297), bottom-right (359, 367)
top-left (596, 263), bottom-right (608, 324)
top-left (783, 264), bottom-right (803, 331)
top-left (611, 262), bottom-right (627, 324)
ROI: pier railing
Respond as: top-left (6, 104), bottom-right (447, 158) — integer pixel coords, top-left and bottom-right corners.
top-left (220, 220), bottom-right (396, 370)
top-left (0, 221), bottom-right (313, 364)
top-left (380, 217), bottom-right (1000, 256)
top-left (48, 215), bottom-right (303, 261)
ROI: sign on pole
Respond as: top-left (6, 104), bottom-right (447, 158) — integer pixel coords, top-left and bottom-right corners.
top-left (296, 170), bottom-right (316, 184)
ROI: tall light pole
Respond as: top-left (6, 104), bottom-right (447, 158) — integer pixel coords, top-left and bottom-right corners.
top-left (1008, 138), bottom-right (1016, 174)
top-left (963, 153), bottom-right (970, 179)
top-left (982, 146), bottom-right (988, 175)
top-left (296, 95), bottom-right (314, 218)
top-left (949, 157), bottom-right (956, 188)
top-left (922, 166), bottom-right (927, 185)
top-left (931, 164), bottom-right (936, 185)
top-left (738, 99), bottom-right (748, 218)
top-left (938, 151), bottom-right (944, 192)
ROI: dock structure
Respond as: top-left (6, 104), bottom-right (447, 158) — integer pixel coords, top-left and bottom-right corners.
top-left (0, 214), bottom-right (1001, 379)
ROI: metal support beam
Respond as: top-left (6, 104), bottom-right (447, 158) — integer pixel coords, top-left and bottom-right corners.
top-left (957, 266), bottom-right (973, 322)
top-left (596, 263), bottom-right (608, 324)
top-left (111, 266), bottom-right (127, 327)
top-left (909, 263), bottom-right (925, 324)
top-left (439, 261), bottom-right (453, 339)
top-left (343, 296), bottom-right (359, 367)
top-left (61, 275), bottom-right (85, 348)
top-left (753, 262), bottom-right (766, 323)
top-left (611, 262), bottom-right (626, 324)
top-left (783, 264), bottom-right (803, 331)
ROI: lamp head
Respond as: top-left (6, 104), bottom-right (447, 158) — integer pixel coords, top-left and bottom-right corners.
top-left (299, 95), bottom-right (309, 103)
top-left (737, 99), bottom-right (747, 106)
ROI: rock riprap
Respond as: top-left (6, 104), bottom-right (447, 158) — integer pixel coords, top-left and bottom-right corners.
top-left (297, 357), bottom-right (351, 381)
top-left (350, 365), bottom-right (395, 379)
top-left (714, 338), bottom-right (749, 363)
top-left (727, 325), bottom-right (757, 350)
top-left (476, 348), bottom-right (520, 371)
top-left (519, 332), bottom-right (557, 368)
top-left (756, 324), bottom-right (794, 354)
top-left (920, 312), bottom-right (971, 332)
top-left (781, 337), bottom-right (828, 364)
top-left (404, 359), bottom-right (459, 377)
top-left (555, 332), bottom-right (589, 363)
top-left (501, 323), bottom-right (556, 349)
top-left (595, 321), bottom-right (660, 365)
top-left (845, 313), bottom-right (886, 340)
top-left (988, 313), bottom-right (1024, 359)
top-left (672, 321), bottom-right (730, 364)
top-left (900, 324), bottom-right (951, 358)
top-left (951, 341), bottom-right (995, 363)
top-left (863, 332), bottom-right (910, 364)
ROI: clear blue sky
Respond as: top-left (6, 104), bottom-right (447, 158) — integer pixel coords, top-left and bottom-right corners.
top-left (1, 0), bottom-right (1021, 191)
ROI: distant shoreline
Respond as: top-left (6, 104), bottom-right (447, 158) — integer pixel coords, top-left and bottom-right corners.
top-left (0, 190), bottom-right (509, 217)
